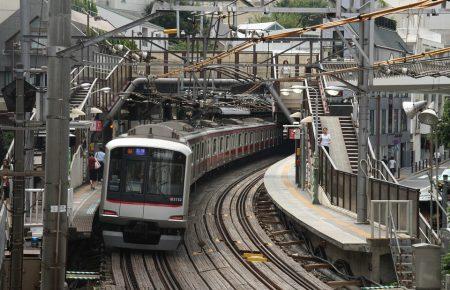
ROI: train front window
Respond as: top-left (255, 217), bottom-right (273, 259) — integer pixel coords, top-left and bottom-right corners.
top-left (125, 160), bottom-right (145, 194)
top-left (106, 147), bottom-right (186, 204)
top-left (147, 149), bottom-right (185, 197)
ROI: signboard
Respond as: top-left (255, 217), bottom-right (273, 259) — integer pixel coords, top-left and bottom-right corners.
top-left (90, 120), bottom-right (103, 132)
top-left (289, 128), bottom-right (301, 140)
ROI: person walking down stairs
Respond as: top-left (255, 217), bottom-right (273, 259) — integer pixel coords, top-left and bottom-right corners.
top-left (319, 127), bottom-right (331, 154)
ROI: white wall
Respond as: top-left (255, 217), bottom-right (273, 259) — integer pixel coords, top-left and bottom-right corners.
top-left (96, 0), bottom-right (151, 12)
top-left (0, 0), bottom-right (19, 24)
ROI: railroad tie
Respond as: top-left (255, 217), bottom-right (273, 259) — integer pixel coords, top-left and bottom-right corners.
top-left (276, 240), bottom-right (303, 246)
top-left (269, 230), bottom-right (292, 236)
top-left (303, 263), bottom-right (332, 271)
top-left (289, 254), bottom-right (318, 262)
top-left (326, 280), bottom-right (362, 288)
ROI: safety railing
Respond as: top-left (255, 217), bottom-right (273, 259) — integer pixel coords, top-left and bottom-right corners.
top-left (24, 188), bottom-right (44, 227)
top-left (92, 50), bottom-right (131, 111)
top-left (69, 145), bottom-right (85, 189)
top-left (370, 200), bottom-right (413, 239)
top-left (368, 139), bottom-right (398, 183)
top-left (318, 147), bottom-right (420, 236)
top-left (418, 212), bottom-right (440, 244)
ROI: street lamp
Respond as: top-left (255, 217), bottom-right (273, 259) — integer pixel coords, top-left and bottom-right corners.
top-left (70, 82), bottom-right (91, 90)
top-left (291, 84), bottom-right (320, 204)
top-left (402, 100), bottom-right (442, 232)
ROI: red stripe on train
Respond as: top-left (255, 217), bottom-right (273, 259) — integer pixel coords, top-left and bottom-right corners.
top-left (106, 198), bottom-right (182, 207)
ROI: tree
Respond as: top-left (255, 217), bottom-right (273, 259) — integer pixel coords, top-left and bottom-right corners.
top-left (144, 2), bottom-right (200, 36)
top-left (436, 98), bottom-right (450, 148)
top-left (252, 0), bottom-right (328, 28)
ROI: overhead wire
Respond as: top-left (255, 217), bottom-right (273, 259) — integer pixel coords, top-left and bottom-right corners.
top-left (157, 0), bottom-right (446, 78)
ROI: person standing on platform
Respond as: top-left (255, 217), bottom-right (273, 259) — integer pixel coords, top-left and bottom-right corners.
top-left (388, 156), bottom-right (397, 175)
top-left (382, 156), bottom-right (388, 166)
top-left (1, 159), bottom-right (11, 202)
top-left (88, 153), bottom-right (98, 190)
top-left (95, 147), bottom-right (106, 181)
top-left (319, 127), bottom-right (331, 154)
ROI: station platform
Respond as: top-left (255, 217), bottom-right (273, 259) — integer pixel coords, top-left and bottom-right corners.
top-left (264, 155), bottom-right (384, 252)
top-left (71, 184), bottom-right (101, 236)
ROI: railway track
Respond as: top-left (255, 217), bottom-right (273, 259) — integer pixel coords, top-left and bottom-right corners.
top-left (103, 154), bottom-right (336, 289)
top-left (215, 169), bottom-right (329, 290)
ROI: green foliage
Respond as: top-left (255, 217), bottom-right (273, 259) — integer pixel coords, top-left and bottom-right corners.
top-left (436, 98), bottom-right (450, 147)
top-left (442, 252), bottom-right (450, 275)
top-left (72, 0), bottom-right (98, 16)
top-left (108, 39), bottom-right (138, 51)
top-left (144, 2), bottom-right (200, 37)
top-left (169, 39), bottom-right (216, 51)
top-left (252, 0), bottom-right (328, 28)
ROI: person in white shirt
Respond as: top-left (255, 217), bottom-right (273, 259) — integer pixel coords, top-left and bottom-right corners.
top-left (281, 60), bottom-right (291, 77)
top-left (319, 127), bottom-right (331, 154)
top-left (388, 156), bottom-right (396, 175)
top-left (94, 147), bottom-right (106, 181)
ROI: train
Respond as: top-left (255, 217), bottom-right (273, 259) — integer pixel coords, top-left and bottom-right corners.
top-left (98, 118), bottom-right (281, 250)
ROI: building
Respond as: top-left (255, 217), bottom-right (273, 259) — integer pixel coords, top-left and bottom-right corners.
top-left (322, 17), bottom-right (415, 167)
top-left (95, 0), bottom-right (152, 12)
top-left (96, 3), bottom-right (167, 52)
top-left (0, 0), bottom-right (116, 91)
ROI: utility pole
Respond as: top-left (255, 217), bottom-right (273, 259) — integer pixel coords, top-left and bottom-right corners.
top-left (356, 0), bottom-right (374, 224)
top-left (41, 0), bottom-right (71, 288)
top-left (10, 64), bottom-right (25, 290)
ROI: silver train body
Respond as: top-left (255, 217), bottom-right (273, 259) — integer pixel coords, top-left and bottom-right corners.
top-left (98, 119), bottom-right (281, 250)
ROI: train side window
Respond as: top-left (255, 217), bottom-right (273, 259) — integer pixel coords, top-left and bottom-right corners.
top-left (226, 136), bottom-right (229, 150)
top-left (219, 137), bottom-right (223, 153)
top-left (244, 133), bottom-right (248, 145)
top-left (238, 134), bottom-right (241, 146)
top-left (201, 142), bottom-right (204, 159)
top-left (213, 139), bottom-right (217, 154)
top-left (250, 132), bottom-right (253, 144)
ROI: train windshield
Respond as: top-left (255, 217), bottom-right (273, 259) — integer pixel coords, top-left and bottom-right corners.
top-left (106, 147), bottom-right (186, 205)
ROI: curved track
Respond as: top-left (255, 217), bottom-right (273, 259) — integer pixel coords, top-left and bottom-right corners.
top-left (104, 155), bottom-right (330, 289)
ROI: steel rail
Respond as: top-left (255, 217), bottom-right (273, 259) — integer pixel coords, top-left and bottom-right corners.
top-left (153, 253), bottom-right (180, 290)
top-left (215, 168), bottom-right (280, 290)
top-left (121, 251), bottom-right (139, 290)
top-left (237, 174), bottom-right (325, 290)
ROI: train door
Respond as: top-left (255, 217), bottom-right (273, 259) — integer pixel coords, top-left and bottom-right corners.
top-left (201, 141), bottom-right (205, 175)
top-left (212, 138), bottom-right (217, 169)
top-left (206, 139), bottom-right (211, 171)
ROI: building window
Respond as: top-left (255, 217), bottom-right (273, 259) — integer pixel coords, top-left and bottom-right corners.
top-left (401, 110), bottom-right (407, 132)
top-left (382, 109), bottom-right (387, 134)
top-left (370, 110), bottom-right (375, 135)
top-left (388, 98), bottom-right (393, 133)
top-left (142, 27), bottom-right (148, 46)
top-left (394, 109), bottom-right (399, 133)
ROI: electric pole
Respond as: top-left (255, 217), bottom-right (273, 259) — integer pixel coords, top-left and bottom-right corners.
top-left (10, 64), bottom-right (25, 290)
top-left (356, 0), bottom-right (374, 223)
top-left (41, 0), bottom-right (71, 288)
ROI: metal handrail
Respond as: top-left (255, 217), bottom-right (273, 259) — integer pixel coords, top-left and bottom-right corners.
top-left (105, 50), bottom-right (130, 80)
top-left (418, 212), bottom-right (440, 244)
top-left (388, 208), bottom-right (401, 285)
top-left (304, 79), bottom-right (318, 140)
top-left (77, 78), bottom-right (98, 112)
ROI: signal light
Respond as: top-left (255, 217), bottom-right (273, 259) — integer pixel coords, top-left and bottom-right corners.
top-left (163, 28), bottom-right (178, 35)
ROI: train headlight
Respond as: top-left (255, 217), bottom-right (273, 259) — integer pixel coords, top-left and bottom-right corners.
top-left (102, 209), bottom-right (118, 217)
top-left (169, 215), bottom-right (184, 221)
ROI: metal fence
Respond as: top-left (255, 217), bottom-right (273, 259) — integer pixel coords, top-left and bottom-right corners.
top-left (318, 147), bottom-right (420, 235)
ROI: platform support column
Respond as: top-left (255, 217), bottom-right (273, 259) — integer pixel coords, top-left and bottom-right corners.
top-left (356, 0), bottom-right (374, 224)
top-left (41, 0), bottom-right (71, 287)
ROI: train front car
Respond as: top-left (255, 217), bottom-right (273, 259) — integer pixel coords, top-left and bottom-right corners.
top-left (99, 136), bottom-right (191, 251)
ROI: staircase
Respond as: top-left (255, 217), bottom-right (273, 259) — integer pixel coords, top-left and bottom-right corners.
top-left (390, 238), bottom-right (415, 288)
top-left (339, 116), bottom-right (358, 173)
top-left (306, 80), bottom-right (325, 136)
top-left (70, 85), bottom-right (91, 110)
